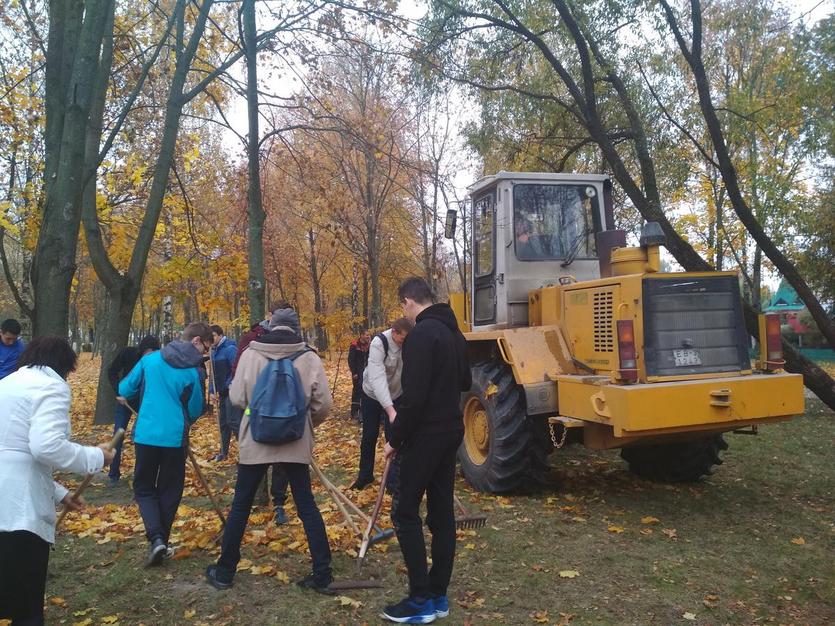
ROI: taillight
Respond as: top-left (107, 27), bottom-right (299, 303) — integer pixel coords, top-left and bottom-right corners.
top-left (617, 320), bottom-right (638, 382)
top-left (764, 313), bottom-right (784, 370)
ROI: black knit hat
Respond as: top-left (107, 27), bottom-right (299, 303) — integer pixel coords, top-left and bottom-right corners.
top-left (137, 335), bottom-right (161, 353)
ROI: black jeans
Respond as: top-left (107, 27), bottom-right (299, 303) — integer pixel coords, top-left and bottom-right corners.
top-left (108, 402), bottom-right (133, 480)
top-left (271, 464), bottom-right (289, 507)
top-left (133, 443), bottom-right (187, 543)
top-left (216, 462), bottom-right (331, 584)
top-left (391, 430), bottom-right (463, 599)
top-left (350, 377), bottom-right (363, 417)
top-left (357, 393), bottom-right (398, 487)
top-left (0, 530), bottom-right (50, 625)
top-left (217, 390), bottom-right (231, 455)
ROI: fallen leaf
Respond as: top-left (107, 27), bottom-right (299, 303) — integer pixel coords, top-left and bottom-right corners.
top-left (485, 383), bottom-right (499, 398)
top-left (274, 570), bottom-right (290, 584)
top-left (236, 558), bottom-right (253, 570)
top-left (662, 528), bottom-right (678, 539)
top-left (640, 528), bottom-right (653, 535)
top-left (50, 597), bottom-right (68, 607)
top-left (72, 620), bottom-right (93, 626)
top-left (559, 570), bottom-right (580, 578)
top-left (791, 537), bottom-right (806, 545)
top-left (183, 609), bottom-right (196, 619)
top-left (336, 595), bottom-right (362, 608)
top-left (607, 525), bottom-right (625, 534)
top-left (530, 610), bottom-right (549, 623)
top-left (249, 565), bottom-right (274, 576)
top-left (683, 611), bottom-right (696, 620)
top-left (73, 610), bottom-right (92, 617)
top-left (641, 516), bottom-right (660, 524)
top-left (101, 616), bottom-right (119, 624)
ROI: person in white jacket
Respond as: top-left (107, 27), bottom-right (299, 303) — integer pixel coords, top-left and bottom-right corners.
top-left (0, 337), bottom-right (114, 625)
top-left (350, 317), bottom-right (413, 490)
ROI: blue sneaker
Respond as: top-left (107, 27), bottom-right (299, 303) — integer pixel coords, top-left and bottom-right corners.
top-left (432, 595), bottom-right (449, 618)
top-left (381, 597), bottom-right (436, 624)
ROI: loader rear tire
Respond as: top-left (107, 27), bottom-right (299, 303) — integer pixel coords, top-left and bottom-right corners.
top-left (620, 435), bottom-right (729, 482)
top-left (458, 361), bottom-right (540, 493)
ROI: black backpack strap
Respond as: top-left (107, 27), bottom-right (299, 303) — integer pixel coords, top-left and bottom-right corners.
top-left (287, 346), bottom-right (314, 362)
top-left (374, 333), bottom-right (389, 360)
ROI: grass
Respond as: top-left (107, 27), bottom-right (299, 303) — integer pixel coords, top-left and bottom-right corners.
top-left (38, 398), bottom-right (835, 625)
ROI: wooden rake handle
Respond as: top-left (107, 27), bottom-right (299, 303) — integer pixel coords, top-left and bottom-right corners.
top-left (358, 455), bottom-right (392, 562)
top-left (56, 428), bottom-right (125, 528)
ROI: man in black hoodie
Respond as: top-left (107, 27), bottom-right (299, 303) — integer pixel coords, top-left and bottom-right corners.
top-left (382, 277), bottom-right (471, 624)
top-left (106, 335), bottom-right (160, 485)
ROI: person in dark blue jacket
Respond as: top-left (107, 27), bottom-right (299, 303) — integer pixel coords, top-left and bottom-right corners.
top-left (118, 322), bottom-right (211, 566)
top-left (0, 319), bottom-right (25, 380)
top-left (209, 325), bottom-right (238, 462)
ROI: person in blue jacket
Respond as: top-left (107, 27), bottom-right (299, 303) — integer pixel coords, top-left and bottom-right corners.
top-left (118, 322), bottom-right (211, 566)
top-left (209, 325), bottom-right (238, 462)
top-left (0, 319), bottom-right (25, 380)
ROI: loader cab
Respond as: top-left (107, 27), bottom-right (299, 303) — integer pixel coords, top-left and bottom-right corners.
top-left (469, 171), bottom-right (613, 330)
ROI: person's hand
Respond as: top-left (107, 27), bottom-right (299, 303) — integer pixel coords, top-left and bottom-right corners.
top-left (385, 405), bottom-right (397, 423)
top-left (384, 442), bottom-right (397, 460)
top-left (61, 492), bottom-right (85, 511)
top-left (116, 396), bottom-right (128, 406)
top-left (98, 444), bottom-right (116, 466)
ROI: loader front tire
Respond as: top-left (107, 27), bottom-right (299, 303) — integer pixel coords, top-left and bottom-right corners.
top-left (459, 361), bottom-right (536, 493)
top-left (620, 435), bottom-right (729, 482)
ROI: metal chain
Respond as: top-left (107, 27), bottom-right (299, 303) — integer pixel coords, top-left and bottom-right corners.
top-left (548, 421), bottom-right (568, 449)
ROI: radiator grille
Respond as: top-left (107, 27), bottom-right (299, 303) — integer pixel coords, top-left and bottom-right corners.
top-left (643, 276), bottom-right (750, 377)
top-left (593, 290), bottom-right (614, 352)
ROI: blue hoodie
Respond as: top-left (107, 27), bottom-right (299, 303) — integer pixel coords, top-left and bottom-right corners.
top-left (0, 338), bottom-right (24, 380)
top-left (119, 340), bottom-right (205, 447)
top-left (209, 336), bottom-right (237, 394)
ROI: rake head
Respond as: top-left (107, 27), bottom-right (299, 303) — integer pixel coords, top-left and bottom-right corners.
top-left (455, 513), bottom-right (487, 530)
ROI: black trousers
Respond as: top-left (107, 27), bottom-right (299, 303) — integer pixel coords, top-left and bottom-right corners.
top-left (133, 443), bottom-right (187, 543)
top-left (217, 391), bottom-right (232, 455)
top-left (350, 377), bottom-right (363, 417)
top-left (356, 393), bottom-right (395, 483)
top-left (391, 429), bottom-right (463, 599)
top-left (0, 530), bottom-right (50, 625)
top-left (216, 462), bottom-right (332, 584)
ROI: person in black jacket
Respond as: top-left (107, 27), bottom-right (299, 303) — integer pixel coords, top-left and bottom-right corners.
top-left (381, 277), bottom-right (472, 624)
top-left (106, 335), bottom-right (160, 485)
top-left (347, 329), bottom-right (371, 420)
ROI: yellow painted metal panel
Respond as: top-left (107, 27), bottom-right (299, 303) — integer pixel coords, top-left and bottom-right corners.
top-left (556, 372), bottom-right (804, 436)
top-left (449, 292), bottom-right (471, 333)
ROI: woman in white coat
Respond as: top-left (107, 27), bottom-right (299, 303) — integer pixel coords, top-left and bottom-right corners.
top-left (0, 337), bottom-right (114, 625)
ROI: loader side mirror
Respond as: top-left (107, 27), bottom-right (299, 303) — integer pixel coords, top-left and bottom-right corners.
top-left (444, 209), bottom-right (457, 239)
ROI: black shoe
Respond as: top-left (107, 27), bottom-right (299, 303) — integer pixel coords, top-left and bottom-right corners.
top-left (274, 506), bottom-right (288, 525)
top-left (205, 565), bottom-right (233, 590)
top-left (350, 477), bottom-right (373, 490)
top-left (296, 573), bottom-right (335, 596)
top-left (146, 538), bottom-right (167, 567)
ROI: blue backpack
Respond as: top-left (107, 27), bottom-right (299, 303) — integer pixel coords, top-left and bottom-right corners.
top-left (247, 349), bottom-right (311, 444)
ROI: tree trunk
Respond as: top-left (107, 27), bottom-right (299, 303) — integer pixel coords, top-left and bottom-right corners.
top-left (92, 289), bottom-right (134, 425)
top-left (33, 0), bottom-right (113, 336)
top-left (244, 0), bottom-right (265, 325)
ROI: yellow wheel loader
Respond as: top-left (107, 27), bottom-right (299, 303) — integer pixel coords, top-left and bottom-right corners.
top-left (448, 171), bottom-right (804, 493)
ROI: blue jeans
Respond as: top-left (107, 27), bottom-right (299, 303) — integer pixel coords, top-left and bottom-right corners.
top-left (216, 463), bottom-right (331, 584)
top-left (108, 402), bottom-right (132, 480)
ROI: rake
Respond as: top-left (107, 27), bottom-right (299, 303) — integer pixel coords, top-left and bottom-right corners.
top-left (454, 494), bottom-right (487, 530)
top-left (357, 455), bottom-right (393, 573)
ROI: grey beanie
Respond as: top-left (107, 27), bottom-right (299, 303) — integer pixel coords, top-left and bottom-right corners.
top-left (270, 307), bottom-right (302, 336)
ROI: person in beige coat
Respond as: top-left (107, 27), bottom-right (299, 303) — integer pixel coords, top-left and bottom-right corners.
top-left (205, 311), bottom-right (335, 593)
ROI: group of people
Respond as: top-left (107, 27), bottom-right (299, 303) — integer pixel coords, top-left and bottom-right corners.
top-left (0, 276), bottom-right (472, 625)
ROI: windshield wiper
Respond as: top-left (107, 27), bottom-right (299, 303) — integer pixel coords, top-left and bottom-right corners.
top-left (561, 229), bottom-right (590, 268)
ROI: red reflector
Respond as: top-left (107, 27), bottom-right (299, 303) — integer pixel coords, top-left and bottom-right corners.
top-left (617, 320), bottom-right (638, 381)
top-left (764, 314), bottom-right (784, 367)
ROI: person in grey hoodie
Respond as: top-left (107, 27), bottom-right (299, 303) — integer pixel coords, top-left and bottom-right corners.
top-left (118, 322), bottom-right (211, 566)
